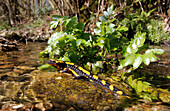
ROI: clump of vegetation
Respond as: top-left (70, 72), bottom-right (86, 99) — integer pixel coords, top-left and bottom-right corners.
top-left (147, 19), bottom-right (170, 43)
top-left (117, 10), bottom-right (169, 44)
top-left (40, 5), bottom-right (170, 102)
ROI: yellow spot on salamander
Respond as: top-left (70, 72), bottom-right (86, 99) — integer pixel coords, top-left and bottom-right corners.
top-left (93, 75), bottom-right (99, 80)
top-left (109, 85), bottom-right (114, 91)
top-left (101, 80), bottom-right (106, 85)
top-left (78, 67), bottom-right (90, 75)
top-left (56, 61), bottom-right (65, 63)
top-left (65, 62), bottom-right (75, 65)
top-left (84, 76), bottom-right (88, 78)
top-left (126, 96), bottom-right (130, 98)
top-left (69, 69), bottom-right (80, 77)
top-left (116, 91), bottom-right (123, 95)
top-left (90, 79), bottom-right (93, 82)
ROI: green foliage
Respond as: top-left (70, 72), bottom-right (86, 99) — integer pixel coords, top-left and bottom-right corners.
top-left (44, 15), bottom-right (101, 64)
top-left (118, 32), bottom-right (164, 70)
top-left (41, 5), bottom-right (167, 102)
top-left (38, 64), bottom-right (57, 72)
top-left (0, 20), bottom-right (11, 30)
top-left (147, 19), bottom-right (170, 43)
top-left (118, 10), bottom-right (169, 44)
top-left (122, 72), bottom-right (170, 102)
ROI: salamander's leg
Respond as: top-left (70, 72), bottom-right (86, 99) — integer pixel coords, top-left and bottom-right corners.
top-left (62, 67), bottom-right (69, 73)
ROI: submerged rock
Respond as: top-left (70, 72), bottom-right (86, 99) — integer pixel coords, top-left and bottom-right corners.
top-left (19, 70), bottom-right (130, 110)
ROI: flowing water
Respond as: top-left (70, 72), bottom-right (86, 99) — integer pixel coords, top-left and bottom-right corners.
top-left (0, 42), bottom-right (169, 110)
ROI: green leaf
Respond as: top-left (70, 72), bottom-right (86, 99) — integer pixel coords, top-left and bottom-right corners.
top-left (146, 49), bottom-right (164, 55)
top-left (106, 23), bottom-right (115, 33)
top-left (59, 56), bottom-right (70, 61)
top-left (142, 54), bottom-right (151, 65)
top-left (104, 11), bottom-right (109, 19)
top-left (107, 5), bottom-right (114, 16)
top-left (159, 91), bottom-right (170, 102)
top-left (132, 79), bottom-right (138, 89)
top-left (38, 64), bottom-right (51, 70)
top-left (94, 28), bottom-right (101, 35)
top-left (142, 81), bottom-right (151, 92)
top-left (151, 90), bottom-right (158, 100)
top-left (96, 22), bottom-right (101, 29)
top-left (116, 25), bottom-right (128, 32)
top-left (76, 39), bottom-right (86, 46)
top-left (133, 54), bottom-right (142, 69)
top-left (142, 94), bottom-right (152, 101)
top-left (52, 15), bottom-right (63, 21)
top-left (136, 81), bottom-right (143, 93)
top-left (76, 22), bottom-right (85, 30)
top-left (50, 21), bottom-right (59, 29)
top-left (127, 75), bottom-right (133, 86)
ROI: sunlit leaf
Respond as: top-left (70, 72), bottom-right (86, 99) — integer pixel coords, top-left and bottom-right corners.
top-left (133, 54), bottom-right (142, 69)
top-left (96, 22), bottom-right (101, 28)
top-left (136, 81), bottom-right (143, 93)
top-left (50, 21), bottom-right (59, 29)
top-left (94, 28), bottom-right (101, 35)
top-left (107, 5), bottom-right (114, 16)
top-left (52, 15), bottom-right (63, 20)
top-left (127, 75), bottom-right (133, 86)
top-left (76, 39), bottom-right (86, 46)
top-left (159, 91), bottom-right (170, 102)
top-left (151, 90), bottom-right (158, 100)
top-left (104, 11), bottom-right (109, 19)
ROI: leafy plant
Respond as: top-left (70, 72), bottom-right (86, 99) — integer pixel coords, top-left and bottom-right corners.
top-left (118, 32), bottom-right (164, 70)
top-left (147, 19), bottom-right (170, 43)
top-left (42, 15), bottom-right (101, 65)
top-left (121, 72), bottom-right (170, 102)
top-left (41, 5), bottom-right (167, 102)
top-left (118, 9), bottom-right (169, 44)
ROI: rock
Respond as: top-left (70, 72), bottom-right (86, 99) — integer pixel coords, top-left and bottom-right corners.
top-left (0, 37), bottom-right (18, 51)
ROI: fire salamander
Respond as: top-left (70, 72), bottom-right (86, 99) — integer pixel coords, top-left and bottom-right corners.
top-left (48, 60), bottom-right (130, 98)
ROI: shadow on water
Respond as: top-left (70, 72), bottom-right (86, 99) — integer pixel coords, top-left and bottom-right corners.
top-left (0, 43), bottom-right (169, 110)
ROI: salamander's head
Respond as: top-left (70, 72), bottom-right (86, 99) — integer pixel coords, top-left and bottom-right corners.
top-left (48, 59), bottom-right (66, 70)
top-left (48, 59), bottom-right (56, 66)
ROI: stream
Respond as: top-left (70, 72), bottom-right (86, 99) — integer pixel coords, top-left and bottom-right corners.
top-left (0, 42), bottom-right (169, 110)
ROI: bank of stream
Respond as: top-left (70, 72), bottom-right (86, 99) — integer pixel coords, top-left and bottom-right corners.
top-left (0, 42), bottom-right (169, 110)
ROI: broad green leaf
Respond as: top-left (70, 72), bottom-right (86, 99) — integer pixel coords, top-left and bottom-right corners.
top-left (127, 75), bottom-right (133, 86)
top-left (131, 79), bottom-right (138, 89)
top-left (142, 81), bottom-right (151, 92)
top-left (143, 57), bottom-right (150, 65)
top-left (38, 64), bottom-right (54, 70)
top-left (151, 90), bottom-right (158, 100)
top-left (107, 5), bottom-right (114, 16)
top-left (146, 49), bottom-right (164, 55)
top-left (52, 15), bottom-right (63, 21)
top-left (96, 22), bottom-right (101, 28)
top-left (133, 54), bottom-right (142, 69)
top-left (106, 23), bottom-right (115, 33)
top-left (142, 94), bottom-right (152, 101)
top-left (76, 39), bottom-right (86, 46)
top-left (59, 56), bottom-right (70, 61)
top-left (76, 22), bottom-right (85, 30)
top-left (104, 11), bottom-right (109, 18)
top-left (99, 16), bottom-right (104, 22)
top-left (136, 81), bottom-right (143, 93)
top-left (159, 92), bottom-right (170, 102)
top-left (94, 28), bottom-right (101, 35)
top-left (104, 38), bottom-right (110, 50)
top-left (116, 25), bottom-right (128, 32)
top-left (50, 21), bottom-right (59, 29)
top-left (119, 54), bottom-right (135, 69)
